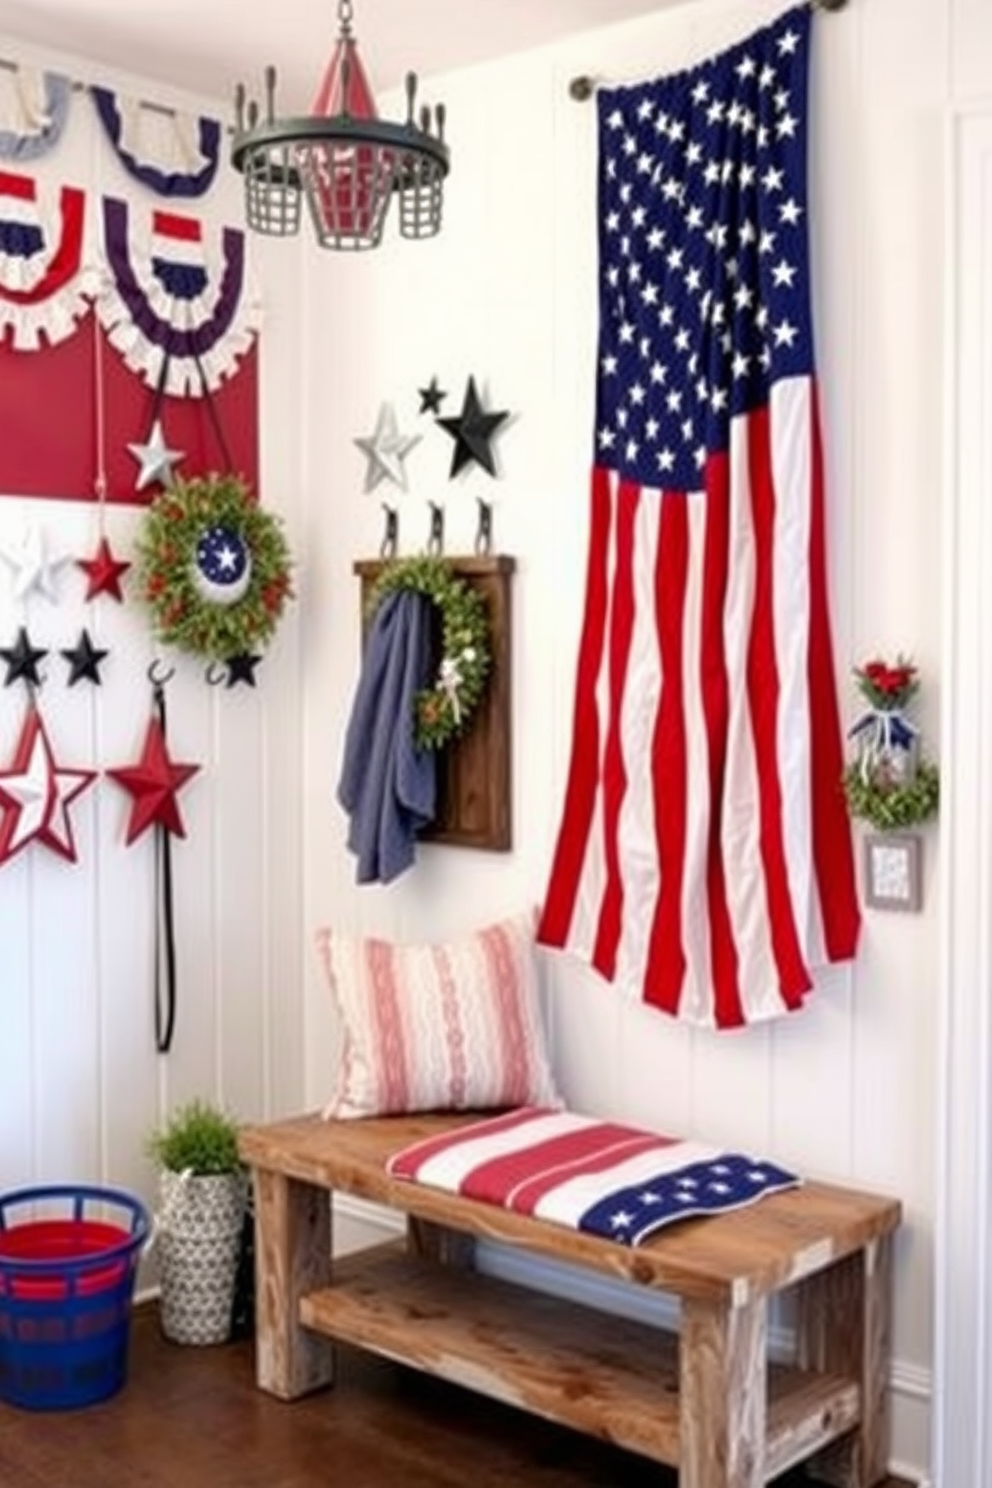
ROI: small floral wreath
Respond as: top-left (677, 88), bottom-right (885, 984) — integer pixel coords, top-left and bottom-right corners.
top-left (368, 554), bottom-right (491, 750)
top-left (136, 474), bottom-right (293, 662)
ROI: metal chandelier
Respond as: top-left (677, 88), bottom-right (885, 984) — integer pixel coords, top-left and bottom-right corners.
top-left (231, 0), bottom-right (450, 251)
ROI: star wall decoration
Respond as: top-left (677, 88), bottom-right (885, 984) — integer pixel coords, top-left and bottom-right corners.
top-left (0, 705), bottom-right (96, 865)
top-left (418, 376), bottom-right (447, 415)
top-left (127, 419), bottom-right (185, 493)
top-left (225, 652), bottom-right (262, 688)
top-left (61, 630), bottom-right (109, 687)
top-left (77, 536), bottom-right (131, 602)
top-left (436, 376), bottom-right (510, 479)
top-left (0, 628), bottom-right (47, 688)
top-left (354, 403), bottom-right (422, 492)
top-left (0, 524), bottom-right (72, 604)
top-left (106, 716), bottom-right (201, 845)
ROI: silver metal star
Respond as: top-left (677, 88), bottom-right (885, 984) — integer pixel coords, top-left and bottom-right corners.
top-left (354, 403), bottom-right (422, 492)
top-left (0, 523), bottom-right (72, 603)
top-left (127, 419), bottom-right (185, 493)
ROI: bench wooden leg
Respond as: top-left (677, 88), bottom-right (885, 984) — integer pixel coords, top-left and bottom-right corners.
top-left (680, 1293), bottom-right (767, 1488)
top-left (407, 1216), bottom-right (476, 1269)
top-left (795, 1236), bottom-right (893, 1487)
top-left (253, 1167), bottom-right (335, 1400)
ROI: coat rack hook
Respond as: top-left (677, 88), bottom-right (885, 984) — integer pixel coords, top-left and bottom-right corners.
top-left (475, 498), bottom-right (493, 555)
top-left (427, 501), bottom-right (445, 556)
top-left (380, 504), bottom-right (399, 559)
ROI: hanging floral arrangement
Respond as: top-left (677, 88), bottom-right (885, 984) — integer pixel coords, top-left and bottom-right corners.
top-left (366, 554), bottom-right (491, 750)
top-left (135, 474), bottom-right (293, 662)
top-left (843, 656), bottom-right (940, 831)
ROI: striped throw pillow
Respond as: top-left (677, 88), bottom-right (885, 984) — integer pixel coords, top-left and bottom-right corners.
top-left (316, 913), bottom-right (561, 1119)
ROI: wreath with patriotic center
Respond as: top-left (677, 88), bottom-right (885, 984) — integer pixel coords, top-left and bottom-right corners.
top-left (368, 555), bottom-right (491, 750)
top-left (136, 474), bottom-right (292, 661)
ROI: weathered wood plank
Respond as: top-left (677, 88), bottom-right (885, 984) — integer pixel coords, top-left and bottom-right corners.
top-left (795, 1236), bottom-right (894, 1487)
top-left (299, 1245), bottom-right (860, 1476)
top-left (680, 1295), bottom-right (766, 1488)
top-left (252, 1168), bottom-right (334, 1399)
top-left (239, 1112), bottom-right (902, 1305)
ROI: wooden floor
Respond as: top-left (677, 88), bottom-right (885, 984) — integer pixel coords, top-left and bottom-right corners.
top-left (0, 1307), bottom-right (914, 1488)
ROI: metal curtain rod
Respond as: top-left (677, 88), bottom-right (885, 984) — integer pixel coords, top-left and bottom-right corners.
top-left (567, 0), bottom-right (848, 101)
top-left (0, 55), bottom-right (187, 121)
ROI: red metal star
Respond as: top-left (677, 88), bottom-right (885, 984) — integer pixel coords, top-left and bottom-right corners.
top-left (106, 716), bottom-right (200, 845)
top-left (0, 704), bottom-right (96, 865)
top-left (77, 536), bottom-right (131, 602)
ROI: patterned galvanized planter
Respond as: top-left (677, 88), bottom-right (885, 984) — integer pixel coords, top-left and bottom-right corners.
top-left (158, 1169), bottom-right (247, 1346)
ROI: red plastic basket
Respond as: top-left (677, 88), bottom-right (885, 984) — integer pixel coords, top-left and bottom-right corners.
top-left (0, 1185), bottom-right (150, 1411)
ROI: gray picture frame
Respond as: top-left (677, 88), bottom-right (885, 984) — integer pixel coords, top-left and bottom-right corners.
top-left (863, 831), bottom-right (923, 913)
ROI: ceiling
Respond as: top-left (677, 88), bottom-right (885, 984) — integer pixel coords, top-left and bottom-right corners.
top-left (0, 0), bottom-right (686, 110)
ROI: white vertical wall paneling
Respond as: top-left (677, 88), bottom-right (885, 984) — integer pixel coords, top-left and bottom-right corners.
top-left (254, 228), bottom-right (307, 1119)
top-left (934, 105), bottom-right (992, 1488)
top-left (952, 0), bottom-right (992, 104)
top-left (214, 686), bottom-right (266, 1117)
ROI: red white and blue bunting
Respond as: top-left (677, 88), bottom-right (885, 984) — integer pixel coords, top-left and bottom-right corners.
top-left (97, 199), bottom-right (261, 396)
top-left (90, 86), bottom-right (221, 199)
top-left (0, 66), bottom-right (71, 162)
top-left (0, 168), bottom-right (97, 348)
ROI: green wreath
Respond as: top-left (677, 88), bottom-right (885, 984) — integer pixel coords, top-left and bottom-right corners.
top-left (136, 474), bottom-right (293, 662)
top-left (368, 554), bottom-right (491, 750)
top-left (843, 759), bottom-right (940, 832)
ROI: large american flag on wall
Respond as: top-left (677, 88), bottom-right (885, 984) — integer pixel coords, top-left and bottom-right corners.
top-left (537, 6), bottom-right (859, 1028)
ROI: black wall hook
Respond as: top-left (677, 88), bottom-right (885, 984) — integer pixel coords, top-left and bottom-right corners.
top-left (427, 501), bottom-right (445, 556)
top-left (147, 657), bottom-right (176, 687)
top-left (380, 504), bottom-right (399, 559)
top-left (475, 498), bottom-right (493, 555)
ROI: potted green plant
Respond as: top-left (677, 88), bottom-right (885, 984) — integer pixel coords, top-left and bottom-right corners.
top-left (147, 1100), bottom-right (247, 1347)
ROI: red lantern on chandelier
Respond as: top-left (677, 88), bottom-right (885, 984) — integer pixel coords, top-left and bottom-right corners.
top-left (231, 0), bottom-right (450, 251)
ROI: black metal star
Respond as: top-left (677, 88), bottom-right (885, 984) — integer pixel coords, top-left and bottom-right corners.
top-left (226, 652), bottom-right (262, 688)
top-left (61, 628), bottom-right (109, 687)
top-left (418, 376), bottom-right (447, 415)
top-left (0, 627), bottom-right (47, 687)
top-left (436, 376), bottom-right (509, 478)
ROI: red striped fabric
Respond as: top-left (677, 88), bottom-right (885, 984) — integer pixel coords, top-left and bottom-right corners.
top-left (539, 390), bottom-right (859, 1028)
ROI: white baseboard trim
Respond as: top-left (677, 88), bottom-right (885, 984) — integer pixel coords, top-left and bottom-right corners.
top-left (334, 1195), bottom-right (931, 1482)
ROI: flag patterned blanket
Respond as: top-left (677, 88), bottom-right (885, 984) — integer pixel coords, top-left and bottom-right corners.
top-left (386, 1107), bottom-right (800, 1248)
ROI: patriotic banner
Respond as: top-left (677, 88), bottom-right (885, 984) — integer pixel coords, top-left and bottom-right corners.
top-left (387, 1107), bottom-right (800, 1247)
top-left (99, 199), bottom-right (261, 396)
top-left (0, 195), bottom-right (259, 501)
top-left (0, 68), bottom-right (71, 161)
top-left (91, 86), bottom-right (221, 198)
top-left (0, 168), bottom-right (93, 344)
top-left (537, 7), bottom-right (859, 1029)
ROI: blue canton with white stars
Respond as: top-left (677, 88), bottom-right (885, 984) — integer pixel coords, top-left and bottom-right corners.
top-left (579, 1152), bottom-right (799, 1247)
top-left (196, 525), bottom-right (249, 588)
top-left (595, 4), bottom-right (813, 493)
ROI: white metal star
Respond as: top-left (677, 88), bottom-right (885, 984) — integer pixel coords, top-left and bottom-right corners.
top-left (0, 523), bottom-right (72, 604)
top-left (0, 707), bottom-right (96, 863)
top-left (128, 419), bottom-right (185, 493)
top-left (354, 403), bottom-right (422, 492)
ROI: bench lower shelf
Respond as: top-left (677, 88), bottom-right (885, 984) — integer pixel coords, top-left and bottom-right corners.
top-left (299, 1243), bottom-right (861, 1478)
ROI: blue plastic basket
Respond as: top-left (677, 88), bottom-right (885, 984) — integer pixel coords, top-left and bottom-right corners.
top-left (0, 1184), bottom-right (150, 1411)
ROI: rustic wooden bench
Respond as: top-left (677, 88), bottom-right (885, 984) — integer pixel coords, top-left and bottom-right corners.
top-left (238, 1111), bottom-right (901, 1488)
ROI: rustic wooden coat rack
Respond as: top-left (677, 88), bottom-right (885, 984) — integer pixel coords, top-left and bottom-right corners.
top-left (352, 553), bottom-right (515, 851)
